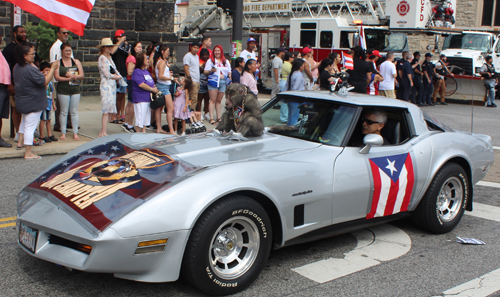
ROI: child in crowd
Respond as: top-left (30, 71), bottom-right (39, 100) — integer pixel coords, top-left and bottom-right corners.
top-left (39, 62), bottom-right (58, 143)
top-left (173, 76), bottom-right (193, 135)
top-left (187, 100), bottom-right (205, 131)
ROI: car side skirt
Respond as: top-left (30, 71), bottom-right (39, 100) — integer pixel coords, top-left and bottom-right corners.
top-left (280, 213), bottom-right (410, 248)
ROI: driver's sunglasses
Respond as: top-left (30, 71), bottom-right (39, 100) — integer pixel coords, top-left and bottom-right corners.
top-left (361, 117), bottom-right (382, 125)
top-left (61, 32), bottom-right (69, 35)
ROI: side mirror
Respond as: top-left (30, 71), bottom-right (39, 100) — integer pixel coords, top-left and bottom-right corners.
top-left (359, 134), bottom-right (384, 154)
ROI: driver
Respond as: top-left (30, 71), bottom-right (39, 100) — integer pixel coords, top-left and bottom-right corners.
top-left (351, 110), bottom-right (389, 146)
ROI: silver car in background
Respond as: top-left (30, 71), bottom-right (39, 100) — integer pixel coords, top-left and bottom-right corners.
top-left (17, 91), bottom-right (494, 295)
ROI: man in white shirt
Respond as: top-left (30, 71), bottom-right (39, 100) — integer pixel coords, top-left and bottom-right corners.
top-left (239, 37), bottom-right (257, 62)
top-left (271, 48), bottom-right (285, 99)
top-left (50, 27), bottom-right (71, 63)
top-left (183, 41), bottom-right (201, 110)
top-left (378, 51), bottom-right (398, 98)
top-left (49, 27), bottom-right (71, 131)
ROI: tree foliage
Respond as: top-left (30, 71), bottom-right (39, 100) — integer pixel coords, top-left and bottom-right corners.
top-left (24, 20), bottom-right (71, 62)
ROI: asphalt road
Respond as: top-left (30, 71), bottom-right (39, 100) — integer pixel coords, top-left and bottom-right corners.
top-left (1, 102), bottom-right (500, 297)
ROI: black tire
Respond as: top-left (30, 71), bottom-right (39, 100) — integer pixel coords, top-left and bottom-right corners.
top-left (181, 195), bottom-right (272, 296)
top-left (412, 163), bottom-right (469, 234)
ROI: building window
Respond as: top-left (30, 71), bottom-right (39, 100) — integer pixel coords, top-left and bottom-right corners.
top-left (482, 0), bottom-right (500, 26)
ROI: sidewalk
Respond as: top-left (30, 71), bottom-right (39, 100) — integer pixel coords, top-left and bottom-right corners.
top-left (0, 93), bottom-right (272, 159)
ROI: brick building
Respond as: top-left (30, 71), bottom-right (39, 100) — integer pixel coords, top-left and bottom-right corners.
top-left (0, 0), bottom-right (177, 95)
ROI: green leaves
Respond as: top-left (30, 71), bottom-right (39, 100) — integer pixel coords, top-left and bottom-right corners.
top-left (24, 20), bottom-right (72, 62)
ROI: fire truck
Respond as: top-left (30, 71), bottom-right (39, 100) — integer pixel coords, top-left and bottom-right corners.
top-left (176, 0), bottom-right (463, 92)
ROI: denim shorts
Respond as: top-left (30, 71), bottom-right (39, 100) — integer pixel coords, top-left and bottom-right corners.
top-left (208, 78), bottom-right (226, 93)
top-left (40, 109), bottom-right (51, 121)
top-left (199, 82), bottom-right (208, 94)
top-left (157, 83), bottom-right (171, 95)
top-left (117, 85), bottom-right (127, 94)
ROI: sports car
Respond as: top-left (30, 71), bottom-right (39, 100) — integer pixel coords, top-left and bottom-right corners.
top-left (17, 91), bottom-right (494, 296)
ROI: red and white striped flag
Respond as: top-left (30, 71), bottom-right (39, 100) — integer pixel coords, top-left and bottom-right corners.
top-left (366, 153), bottom-right (414, 219)
top-left (342, 52), bottom-right (354, 70)
top-left (4, 0), bottom-right (95, 36)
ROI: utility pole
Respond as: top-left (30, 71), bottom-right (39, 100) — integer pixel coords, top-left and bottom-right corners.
top-left (231, 0), bottom-right (243, 60)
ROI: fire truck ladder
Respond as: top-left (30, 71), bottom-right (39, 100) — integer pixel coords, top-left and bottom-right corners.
top-left (179, 0), bottom-right (389, 39)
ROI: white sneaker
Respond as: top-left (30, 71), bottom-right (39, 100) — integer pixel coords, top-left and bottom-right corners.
top-left (204, 113), bottom-right (210, 120)
top-left (181, 132), bottom-right (186, 136)
top-left (14, 132), bottom-right (19, 142)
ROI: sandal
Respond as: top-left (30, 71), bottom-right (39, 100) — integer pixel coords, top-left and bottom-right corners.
top-left (24, 155), bottom-right (42, 160)
top-left (217, 118), bottom-right (222, 123)
top-left (209, 119), bottom-right (216, 125)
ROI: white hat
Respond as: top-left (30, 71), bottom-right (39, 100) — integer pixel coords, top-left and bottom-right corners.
top-left (96, 37), bottom-right (115, 48)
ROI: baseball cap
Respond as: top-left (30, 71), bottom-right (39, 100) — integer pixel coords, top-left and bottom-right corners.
top-left (425, 53), bottom-right (432, 57)
top-left (115, 30), bottom-right (125, 37)
top-left (372, 50), bottom-right (382, 57)
top-left (275, 48), bottom-right (285, 54)
top-left (302, 47), bottom-right (312, 54)
top-left (247, 37), bottom-right (256, 43)
top-left (440, 54), bottom-right (446, 58)
top-left (191, 41), bottom-right (201, 47)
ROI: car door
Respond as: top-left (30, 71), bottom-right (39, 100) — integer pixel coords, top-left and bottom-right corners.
top-left (331, 109), bottom-right (432, 224)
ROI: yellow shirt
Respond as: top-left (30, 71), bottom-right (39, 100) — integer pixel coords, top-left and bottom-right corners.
top-left (281, 61), bottom-right (292, 80)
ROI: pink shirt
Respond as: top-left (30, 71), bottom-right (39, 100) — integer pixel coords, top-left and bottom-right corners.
top-left (126, 55), bottom-right (136, 80)
top-left (240, 71), bottom-right (258, 95)
top-left (0, 51), bottom-right (11, 85)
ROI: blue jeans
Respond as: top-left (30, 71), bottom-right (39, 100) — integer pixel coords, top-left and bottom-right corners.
top-left (287, 102), bottom-right (300, 126)
top-left (485, 81), bottom-right (496, 105)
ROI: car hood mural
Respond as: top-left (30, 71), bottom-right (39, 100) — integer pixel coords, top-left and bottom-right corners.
top-left (25, 133), bottom-right (318, 233)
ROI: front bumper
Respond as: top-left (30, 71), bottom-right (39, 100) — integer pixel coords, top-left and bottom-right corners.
top-left (17, 196), bottom-right (191, 282)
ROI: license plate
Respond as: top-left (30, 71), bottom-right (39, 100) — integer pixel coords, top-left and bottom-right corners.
top-left (19, 223), bottom-right (38, 254)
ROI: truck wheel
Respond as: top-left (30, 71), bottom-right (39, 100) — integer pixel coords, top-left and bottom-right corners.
top-left (412, 163), bottom-right (468, 234)
top-left (182, 195), bottom-right (272, 296)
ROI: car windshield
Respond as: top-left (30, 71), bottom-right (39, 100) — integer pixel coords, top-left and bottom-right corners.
top-left (443, 34), bottom-right (491, 52)
top-left (364, 29), bottom-right (407, 52)
top-left (262, 94), bottom-right (358, 146)
top-left (423, 112), bottom-right (454, 132)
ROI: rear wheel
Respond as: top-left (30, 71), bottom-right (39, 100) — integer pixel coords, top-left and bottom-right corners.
top-left (412, 163), bottom-right (468, 234)
top-left (182, 195), bottom-right (272, 296)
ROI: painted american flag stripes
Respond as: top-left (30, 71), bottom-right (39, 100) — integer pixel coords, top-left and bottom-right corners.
top-left (366, 153), bottom-right (414, 219)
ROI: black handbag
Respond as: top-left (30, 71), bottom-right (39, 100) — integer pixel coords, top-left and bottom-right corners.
top-left (150, 91), bottom-right (166, 110)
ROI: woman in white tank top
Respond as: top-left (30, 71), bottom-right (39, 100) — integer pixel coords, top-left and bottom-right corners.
top-left (154, 45), bottom-right (176, 135)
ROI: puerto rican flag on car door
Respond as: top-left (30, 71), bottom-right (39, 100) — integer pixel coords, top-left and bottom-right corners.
top-left (366, 153), bottom-right (414, 219)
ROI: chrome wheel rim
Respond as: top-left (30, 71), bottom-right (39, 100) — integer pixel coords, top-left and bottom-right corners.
top-left (209, 216), bottom-right (260, 280)
top-left (436, 177), bottom-right (463, 222)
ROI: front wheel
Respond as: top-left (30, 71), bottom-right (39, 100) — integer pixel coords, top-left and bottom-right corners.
top-left (182, 195), bottom-right (272, 296)
top-left (412, 163), bottom-right (469, 234)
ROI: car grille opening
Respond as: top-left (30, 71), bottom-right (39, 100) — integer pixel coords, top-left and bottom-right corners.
top-left (48, 234), bottom-right (92, 254)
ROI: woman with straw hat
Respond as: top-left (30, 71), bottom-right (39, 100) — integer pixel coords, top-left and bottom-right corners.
top-left (97, 37), bottom-right (122, 138)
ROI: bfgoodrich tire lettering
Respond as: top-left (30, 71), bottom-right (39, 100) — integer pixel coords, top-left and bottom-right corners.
top-left (182, 195), bottom-right (272, 296)
top-left (412, 163), bottom-right (468, 234)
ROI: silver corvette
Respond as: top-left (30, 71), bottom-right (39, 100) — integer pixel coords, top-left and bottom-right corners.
top-left (17, 91), bottom-right (494, 295)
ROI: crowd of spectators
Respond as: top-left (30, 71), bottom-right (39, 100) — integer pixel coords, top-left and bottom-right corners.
top-left (1, 25), bottom-right (497, 160)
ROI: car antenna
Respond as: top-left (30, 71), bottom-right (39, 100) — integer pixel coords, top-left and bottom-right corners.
top-left (470, 82), bottom-right (474, 134)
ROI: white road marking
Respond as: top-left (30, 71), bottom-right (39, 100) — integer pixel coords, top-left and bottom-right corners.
top-left (476, 181), bottom-right (500, 188)
top-left (492, 146), bottom-right (500, 150)
top-left (291, 224), bottom-right (411, 283)
top-left (436, 268), bottom-right (500, 297)
top-left (466, 202), bottom-right (500, 223)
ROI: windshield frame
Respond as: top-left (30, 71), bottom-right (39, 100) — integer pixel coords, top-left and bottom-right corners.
top-left (262, 94), bottom-right (361, 147)
top-left (442, 33), bottom-right (492, 52)
top-left (364, 28), bottom-right (407, 52)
